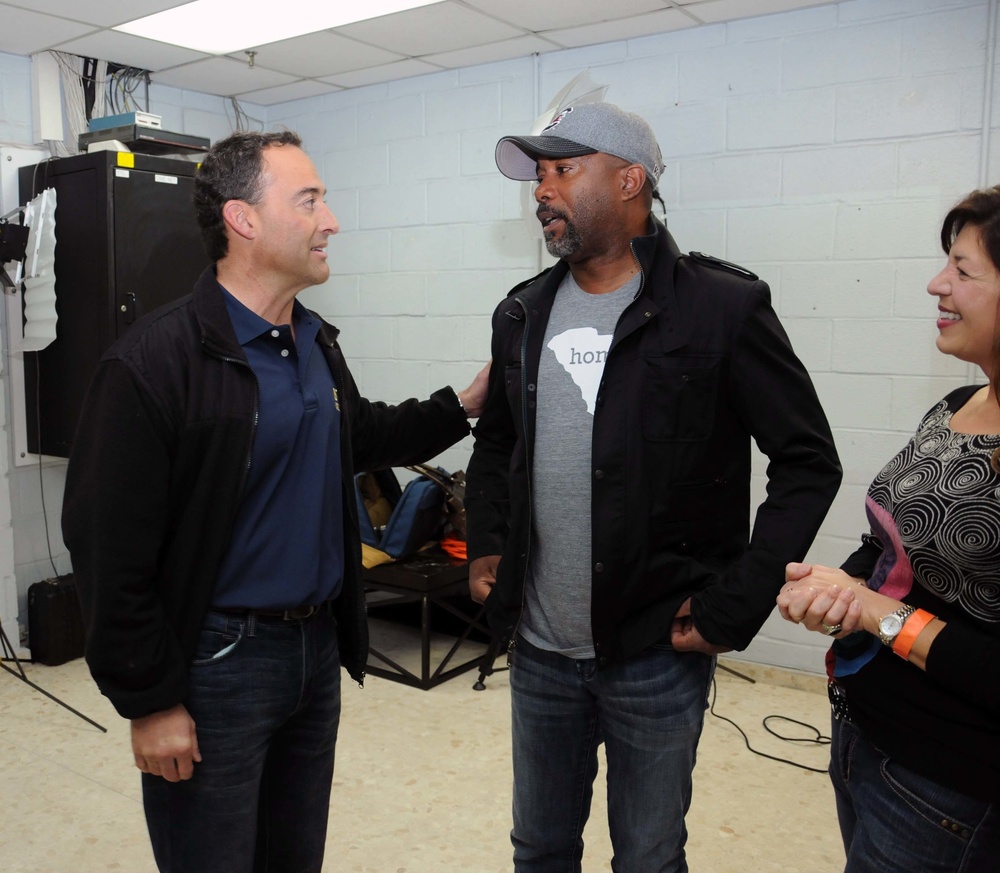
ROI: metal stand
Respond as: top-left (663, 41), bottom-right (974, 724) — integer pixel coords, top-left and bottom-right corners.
top-left (0, 619), bottom-right (106, 732)
top-left (364, 554), bottom-right (489, 690)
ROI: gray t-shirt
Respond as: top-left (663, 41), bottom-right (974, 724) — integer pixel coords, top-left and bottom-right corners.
top-left (520, 271), bottom-right (640, 657)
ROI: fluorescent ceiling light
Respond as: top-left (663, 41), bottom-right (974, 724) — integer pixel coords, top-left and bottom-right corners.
top-left (115, 0), bottom-right (444, 55)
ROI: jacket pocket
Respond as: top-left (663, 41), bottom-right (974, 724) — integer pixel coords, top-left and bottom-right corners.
top-left (642, 355), bottom-right (720, 442)
top-left (504, 363), bottom-right (524, 416)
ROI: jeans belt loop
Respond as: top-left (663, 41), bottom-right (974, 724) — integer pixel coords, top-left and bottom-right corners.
top-left (281, 603), bottom-right (321, 621)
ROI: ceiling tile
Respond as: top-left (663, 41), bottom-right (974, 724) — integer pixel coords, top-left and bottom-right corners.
top-left (684, 0), bottom-right (837, 24)
top-left (0, 5), bottom-right (96, 55)
top-left (13, 0), bottom-right (195, 28)
top-left (543, 8), bottom-right (698, 49)
top-left (235, 79), bottom-right (343, 106)
top-left (234, 32), bottom-right (403, 79)
top-left (424, 34), bottom-right (560, 69)
top-left (320, 59), bottom-right (444, 90)
top-left (334, 1), bottom-right (524, 57)
top-left (152, 57), bottom-right (297, 96)
top-left (0, 0), bottom-right (843, 100)
top-left (462, 0), bottom-right (669, 32)
top-left (51, 30), bottom-right (209, 70)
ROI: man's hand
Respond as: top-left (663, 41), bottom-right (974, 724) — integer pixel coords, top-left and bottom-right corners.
top-left (670, 597), bottom-right (733, 655)
top-left (457, 360), bottom-right (492, 420)
top-left (131, 703), bottom-right (201, 782)
top-left (469, 555), bottom-right (500, 604)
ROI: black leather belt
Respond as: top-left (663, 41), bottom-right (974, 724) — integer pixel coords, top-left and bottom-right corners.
top-left (213, 602), bottom-right (329, 621)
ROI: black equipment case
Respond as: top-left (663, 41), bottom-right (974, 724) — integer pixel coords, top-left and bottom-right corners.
top-left (27, 575), bottom-right (85, 666)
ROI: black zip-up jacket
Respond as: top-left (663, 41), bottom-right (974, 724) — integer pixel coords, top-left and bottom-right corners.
top-left (466, 217), bottom-right (842, 664)
top-left (63, 267), bottom-right (470, 719)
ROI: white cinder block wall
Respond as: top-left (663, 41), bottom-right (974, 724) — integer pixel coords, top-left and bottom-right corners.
top-left (1, 0), bottom-right (998, 673)
top-left (273, 0), bottom-right (999, 673)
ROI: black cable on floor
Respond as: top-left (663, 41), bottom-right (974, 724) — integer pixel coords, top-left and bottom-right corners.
top-left (708, 677), bottom-right (831, 774)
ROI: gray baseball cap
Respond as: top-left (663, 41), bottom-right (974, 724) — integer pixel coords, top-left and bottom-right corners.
top-left (495, 103), bottom-right (664, 187)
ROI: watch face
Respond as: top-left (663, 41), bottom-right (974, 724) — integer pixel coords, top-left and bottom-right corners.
top-left (880, 614), bottom-right (904, 637)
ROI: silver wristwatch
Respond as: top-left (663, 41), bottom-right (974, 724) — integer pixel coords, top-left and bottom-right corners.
top-left (877, 605), bottom-right (917, 647)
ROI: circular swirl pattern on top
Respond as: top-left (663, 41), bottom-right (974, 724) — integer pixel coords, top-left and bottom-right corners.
top-left (865, 393), bottom-right (1000, 624)
top-left (937, 501), bottom-right (1000, 572)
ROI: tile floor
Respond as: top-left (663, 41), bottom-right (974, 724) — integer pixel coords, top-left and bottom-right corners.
top-left (1, 619), bottom-right (845, 872)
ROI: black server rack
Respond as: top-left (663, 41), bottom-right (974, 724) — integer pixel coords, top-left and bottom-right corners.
top-left (18, 151), bottom-right (211, 458)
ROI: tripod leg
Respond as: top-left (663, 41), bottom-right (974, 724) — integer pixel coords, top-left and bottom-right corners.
top-left (473, 633), bottom-right (509, 691)
top-left (0, 620), bottom-right (107, 732)
top-left (716, 661), bottom-right (756, 684)
top-left (0, 661), bottom-right (107, 731)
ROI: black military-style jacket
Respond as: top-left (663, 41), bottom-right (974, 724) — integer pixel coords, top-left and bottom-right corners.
top-left (466, 217), bottom-right (841, 665)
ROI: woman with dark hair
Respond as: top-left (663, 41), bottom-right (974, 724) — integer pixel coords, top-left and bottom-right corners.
top-left (777, 186), bottom-right (1000, 872)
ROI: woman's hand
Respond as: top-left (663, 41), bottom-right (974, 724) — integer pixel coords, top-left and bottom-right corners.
top-left (777, 562), bottom-right (867, 638)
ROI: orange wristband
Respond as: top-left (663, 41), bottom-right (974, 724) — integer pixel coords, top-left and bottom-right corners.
top-left (892, 609), bottom-right (935, 660)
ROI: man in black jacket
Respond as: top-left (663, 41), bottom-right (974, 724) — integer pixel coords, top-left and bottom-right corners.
top-left (466, 102), bottom-right (841, 872)
top-left (63, 130), bottom-right (487, 873)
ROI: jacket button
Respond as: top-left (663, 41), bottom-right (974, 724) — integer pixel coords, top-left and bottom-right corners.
top-left (527, 383), bottom-right (536, 392)
top-left (528, 400), bottom-right (535, 408)
top-left (598, 656), bottom-right (609, 667)
top-left (595, 562), bottom-right (604, 573)
top-left (594, 469), bottom-right (604, 480)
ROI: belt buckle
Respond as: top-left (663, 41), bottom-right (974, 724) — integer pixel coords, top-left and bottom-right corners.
top-left (283, 604), bottom-right (319, 621)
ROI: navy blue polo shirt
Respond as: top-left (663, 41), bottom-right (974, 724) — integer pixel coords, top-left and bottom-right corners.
top-left (212, 286), bottom-right (344, 609)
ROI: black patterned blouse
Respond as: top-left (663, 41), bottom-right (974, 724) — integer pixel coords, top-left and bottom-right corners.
top-left (834, 385), bottom-right (1000, 802)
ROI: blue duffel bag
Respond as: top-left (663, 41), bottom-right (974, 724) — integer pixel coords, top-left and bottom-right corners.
top-left (354, 467), bottom-right (448, 559)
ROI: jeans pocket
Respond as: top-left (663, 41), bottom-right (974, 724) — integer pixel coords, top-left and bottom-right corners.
top-left (879, 756), bottom-right (983, 844)
top-left (191, 622), bottom-right (244, 666)
top-left (833, 716), bottom-right (859, 787)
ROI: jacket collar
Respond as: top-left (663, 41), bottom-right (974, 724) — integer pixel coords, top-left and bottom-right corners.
top-left (504, 216), bottom-right (688, 352)
top-left (192, 266), bottom-right (243, 359)
top-left (509, 214), bottom-right (683, 309)
top-left (191, 265), bottom-right (340, 358)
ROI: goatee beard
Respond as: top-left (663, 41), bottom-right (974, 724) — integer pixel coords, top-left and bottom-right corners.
top-left (544, 220), bottom-right (582, 259)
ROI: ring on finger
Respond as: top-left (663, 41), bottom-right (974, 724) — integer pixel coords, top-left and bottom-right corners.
top-left (821, 622), bottom-right (843, 636)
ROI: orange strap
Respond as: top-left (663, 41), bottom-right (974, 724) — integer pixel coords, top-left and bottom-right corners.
top-left (892, 609), bottom-right (936, 660)
top-left (439, 534), bottom-right (467, 561)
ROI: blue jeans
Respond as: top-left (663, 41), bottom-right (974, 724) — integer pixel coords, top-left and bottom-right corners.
top-left (509, 636), bottom-right (714, 873)
top-left (142, 608), bottom-right (342, 873)
top-left (831, 716), bottom-right (1000, 873)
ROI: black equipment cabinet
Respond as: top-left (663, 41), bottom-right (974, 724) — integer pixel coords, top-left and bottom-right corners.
top-left (18, 151), bottom-right (211, 457)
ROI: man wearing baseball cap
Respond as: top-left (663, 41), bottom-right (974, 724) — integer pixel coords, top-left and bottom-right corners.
top-left (466, 102), bottom-right (841, 871)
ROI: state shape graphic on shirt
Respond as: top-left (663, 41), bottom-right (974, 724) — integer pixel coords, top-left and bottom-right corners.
top-left (546, 327), bottom-right (613, 415)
